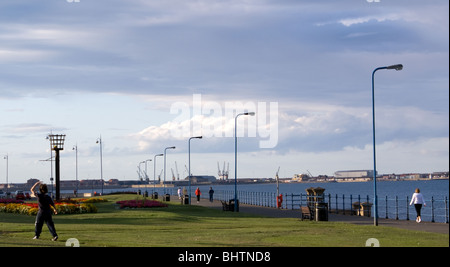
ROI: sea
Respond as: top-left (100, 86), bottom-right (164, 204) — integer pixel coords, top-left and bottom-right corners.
top-left (193, 179), bottom-right (449, 199)
top-left (66, 179), bottom-right (449, 198)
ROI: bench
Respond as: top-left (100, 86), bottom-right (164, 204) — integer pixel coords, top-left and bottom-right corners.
top-left (221, 199), bottom-right (239, 212)
top-left (301, 206), bottom-right (312, 220)
top-left (221, 200), bottom-right (233, 211)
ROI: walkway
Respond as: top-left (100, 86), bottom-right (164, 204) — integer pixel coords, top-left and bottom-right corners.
top-left (175, 197), bottom-right (449, 235)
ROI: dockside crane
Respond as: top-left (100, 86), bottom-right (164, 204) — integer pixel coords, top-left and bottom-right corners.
top-left (158, 169), bottom-right (163, 183)
top-left (275, 166), bottom-right (280, 196)
top-left (217, 162), bottom-right (222, 179)
top-left (184, 164), bottom-right (189, 178)
top-left (217, 161), bottom-right (230, 180)
top-left (175, 161), bottom-right (180, 180)
top-left (225, 162), bottom-right (229, 180)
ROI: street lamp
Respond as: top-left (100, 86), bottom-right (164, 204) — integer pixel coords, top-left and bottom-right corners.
top-left (145, 159), bottom-right (152, 183)
top-left (138, 161), bottom-right (146, 181)
top-left (96, 136), bottom-right (103, 195)
top-left (48, 134), bottom-right (66, 201)
top-left (3, 154), bottom-right (8, 194)
top-left (72, 145), bottom-right (79, 196)
top-left (163, 146), bottom-right (176, 194)
top-left (189, 136), bottom-right (202, 204)
top-left (153, 154), bottom-right (163, 194)
top-left (372, 64), bottom-right (403, 226)
top-left (234, 112), bottom-right (255, 212)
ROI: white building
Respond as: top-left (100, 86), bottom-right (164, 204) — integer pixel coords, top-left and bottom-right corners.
top-left (334, 170), bottom-right (375, 179)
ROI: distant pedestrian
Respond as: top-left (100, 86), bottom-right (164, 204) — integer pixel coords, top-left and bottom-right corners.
top-left (195, 187), bottom-right (201, 203)
top-left (410, 188), bottom-right (426, 223)
top-left (209, 187), bottom-right (215, 202)
top-left (177, 187), bottom-right (182, 199)
top-left (30, 181), bottom-right (58, 241)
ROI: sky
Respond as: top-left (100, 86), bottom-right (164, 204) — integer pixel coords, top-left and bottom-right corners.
top-left (0, 0), bottom-right (448, 184)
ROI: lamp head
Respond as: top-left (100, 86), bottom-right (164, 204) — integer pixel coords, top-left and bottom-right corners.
top-left (245, 112), bottom-right (256, 116)
top-left (386, 64), bottom-right (403, 71)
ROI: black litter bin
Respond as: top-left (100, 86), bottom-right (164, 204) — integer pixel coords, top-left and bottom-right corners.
top-left (183, 195), bottom-right (189, 205)
top-left (152, 192), bottom-right (158, 199)
top-left (314, 202), bottom-right (328, 221)
top-left (164, 194), bottom-right (171, 201)
top-left (229, 199), bottom-right (239, 212)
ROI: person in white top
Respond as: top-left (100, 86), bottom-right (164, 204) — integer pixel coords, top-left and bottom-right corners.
top-left (410, 188), bottom-right (426, 223)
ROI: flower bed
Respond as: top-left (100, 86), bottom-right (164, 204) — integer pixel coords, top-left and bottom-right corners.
top-left (116, 199), bottom-right (168, 209)
top-left (0, 199), bottom-right (99, 216)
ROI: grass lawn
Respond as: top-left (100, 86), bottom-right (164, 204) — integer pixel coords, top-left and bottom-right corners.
top-left (0, 194), bottom-right (448, 247)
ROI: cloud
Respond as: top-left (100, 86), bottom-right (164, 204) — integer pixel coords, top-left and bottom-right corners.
top-left (0, 48), bottom-right (53, 63)
top-left (338, 14), bottom-right (401, 27)
top-left (1, 123), bottom-right (68, 136)
top-left (0, 0), bottom-right (448, 181)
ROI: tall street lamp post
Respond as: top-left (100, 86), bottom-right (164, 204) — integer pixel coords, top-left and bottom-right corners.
top-left (189, 136), bottom-right (202, 204)
top-left (234, 112), bottom-right (255, 212)
top-left (145, 159), bottom-right (152, 183)
top-left (48, 134), bottom-right (66, 201)
top-left (153, 154), bottom-right (163, 194)
top-left (72, 145), bottom-right (79, 196)
top-left (3, 154), bottom-right (8, 194)
top-left (163, 146), bottom-right (176, 194)
top-left (372, 64), bottom-right (403, 226)
top-left (96, 136), bottom-right (103, 195)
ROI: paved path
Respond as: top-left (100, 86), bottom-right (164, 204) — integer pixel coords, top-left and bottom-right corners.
top-left (172, 197), bottom-right (449, 235)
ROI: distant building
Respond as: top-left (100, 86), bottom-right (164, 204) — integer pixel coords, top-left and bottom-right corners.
top-left (335, 170), bottom-right (375, 179)
top-left (184, 175), bottom-right (216, 184)
top-left (292, 174), bottom-right (310, 182)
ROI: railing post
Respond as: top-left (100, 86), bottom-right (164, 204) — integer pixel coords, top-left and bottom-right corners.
top-left (328, 194), bottom-right (331, 214)
top-left (385, 196), bottom-right (389, 219)
top-left (342, 194), bottom-right (345, 215)
top-left (406, 196), bottom-right (409, 221)
top-left (291, 193), bottom-right (294, 210)
top-left (445, 197), bottom-right (448, 224)
top-left (350, 195), bottom-right (353, 216)
top-left (335, 194), bottom-right (338, 214)
top-left (431, 196), bottom-right (435, 223)
top-left (395, 196), bottom-right (398, 220)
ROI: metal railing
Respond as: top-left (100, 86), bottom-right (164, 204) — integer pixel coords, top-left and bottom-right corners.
top-left (210, 190), bottom-right (449, 223)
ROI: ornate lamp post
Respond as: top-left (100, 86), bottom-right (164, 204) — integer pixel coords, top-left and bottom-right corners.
top-left (48, 134), bottom-right (66, 201)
